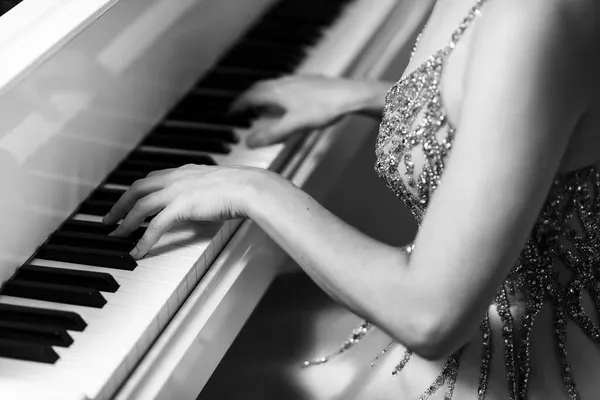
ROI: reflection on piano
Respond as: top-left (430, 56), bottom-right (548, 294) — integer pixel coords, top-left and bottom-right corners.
top-left (0, 0), bottom-right (421, 398)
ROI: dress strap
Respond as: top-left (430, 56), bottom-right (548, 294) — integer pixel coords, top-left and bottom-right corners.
top-left (447, 0), bottom-right (490, 49)
top-left (409, 0), bottom-right (491, 62)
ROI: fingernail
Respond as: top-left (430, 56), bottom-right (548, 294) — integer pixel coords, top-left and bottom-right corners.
top-left (129, 247), bottom-right (138, 258)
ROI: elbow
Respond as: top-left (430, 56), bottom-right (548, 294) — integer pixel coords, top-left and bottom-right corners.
top-left (409, 328), bottom-right (455, 361)
top-left (390, 314), bottom-right (465, 362)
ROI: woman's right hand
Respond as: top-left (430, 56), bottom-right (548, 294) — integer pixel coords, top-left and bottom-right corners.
top-left (231, 75), bottom-right (376, 148)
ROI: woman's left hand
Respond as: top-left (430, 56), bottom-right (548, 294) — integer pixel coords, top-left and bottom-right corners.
top-left (102, 164), bottom-right (268, 259)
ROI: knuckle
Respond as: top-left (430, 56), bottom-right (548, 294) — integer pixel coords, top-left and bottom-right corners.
top-left (176, 164), bottom-right (198, 174)
top-left (132, 197), bottom-right (149, 213)
top-left (135, 236), bottom-right (148, 249)
top-left (169, 178), bottom-right (190, 192)
top-left (171, 198), bottom-right (189, 220)
top-left (146, 217), bottom-right (162, 234)
top-left (130, 179), bottom-right (143, 191)
top-left (132, 194), bottom-right (153, 212)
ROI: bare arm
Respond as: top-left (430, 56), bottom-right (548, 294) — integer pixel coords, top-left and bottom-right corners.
top-left (240, 0), bottom-right (590, 359)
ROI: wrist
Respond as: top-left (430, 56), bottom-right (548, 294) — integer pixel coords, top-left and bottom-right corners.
top-left (239, 169), bottom-right (289, 219)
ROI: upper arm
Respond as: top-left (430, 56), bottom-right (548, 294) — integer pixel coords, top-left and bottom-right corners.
top-left (405, 0), bottom-right (590, 355)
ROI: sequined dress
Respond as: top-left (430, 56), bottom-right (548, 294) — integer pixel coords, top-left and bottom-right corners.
top-left (305, 1), bottom-right (600, 399)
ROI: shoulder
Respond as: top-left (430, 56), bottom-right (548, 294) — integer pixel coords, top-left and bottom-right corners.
top-left (472, 0), bottom-right (597, 55)
top-left (462, 0), bottom-right (596, 108)
top-left (477, 0), bottom-right (595, 29)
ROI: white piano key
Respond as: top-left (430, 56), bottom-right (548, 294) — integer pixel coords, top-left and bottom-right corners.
top-left (101, 291), bottom-right (166, 310)
top-left (29, 259), bottom-right (186, 286)
top-left (0, 376), bottom-right (87, 400)
top-left (0, 295), bottom-right (154, 323)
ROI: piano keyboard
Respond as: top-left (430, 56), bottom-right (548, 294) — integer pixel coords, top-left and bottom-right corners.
top-left (0, 0), bottom-right (398, 399)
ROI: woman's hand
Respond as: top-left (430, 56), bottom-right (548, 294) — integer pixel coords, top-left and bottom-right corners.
top-left (102, 164), bottom-right (272, 259)
top-left (231, 75), bottom-right (381, 148)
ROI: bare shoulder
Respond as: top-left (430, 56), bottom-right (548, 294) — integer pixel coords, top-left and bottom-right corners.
top-left (464, 0), bottom-right (597, 100)
top-left (476, 0), bottom-right (597, 48)
top-left (479, 0), bottom-right (595, 26)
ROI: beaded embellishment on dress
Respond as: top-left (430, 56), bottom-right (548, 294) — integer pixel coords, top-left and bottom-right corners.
top-left (305, 0), bottom-right (600, 399)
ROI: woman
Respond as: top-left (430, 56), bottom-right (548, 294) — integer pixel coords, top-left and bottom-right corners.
top-left (104, 0), bottom-right (600, 398)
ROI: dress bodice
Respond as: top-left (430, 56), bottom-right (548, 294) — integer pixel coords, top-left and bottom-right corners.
top-left (369, 0), bottom-right (600, 399)
top-left (374, 44), bottom-right (455, 225)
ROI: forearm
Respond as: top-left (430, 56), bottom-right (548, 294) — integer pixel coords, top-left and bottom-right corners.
top-left (242, 172), bottom-right (422, 341)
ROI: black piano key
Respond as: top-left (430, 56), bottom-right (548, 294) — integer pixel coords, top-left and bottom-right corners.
top-left (240, 39), bottom-right (308, 57)
top-left (0, 338), bottom-right (58, 364)
top-left (169, 111), bottom-right (253, 127)
top-left (152, 124), bottom-right (238, 144)
top-left (79, 199), bottom-right (115, 216)
top-left (49, 231), bottom-right (135, 252)
top-left (142, 134), bottom-right (231, 154)
top-left (128, 149), bottom-right (217, 166)
top-left (0, 320), bottom-right (73, 347)
top-left (175, 92), bottom-right (236, 115)
top-left (0, 303), bottom-right (86, 331)
top-left (36, 245), bottom-right (137, 271)
top-left (106, 169), bottom-right (148, 186)
top-left (16, 264), bottom-right (120, 293)
top-left (219, 47), bottom-right (301, 73)
top-left (89, 187), bottom-right (124, 203)
top-left (115, 160), bottom-right (216, 177)
top-left (118, 160), bottom-right (189, 175)
top-left (59, 220), bottom-right (145, 241)
top-left (2, 280), bottom-right (107, 308)
top-left (246, 23), bottom-right (322, 46)
top-left (167, 96), bottom-right (241, 124)
top-left (197, 68), bottom-right (279, 93)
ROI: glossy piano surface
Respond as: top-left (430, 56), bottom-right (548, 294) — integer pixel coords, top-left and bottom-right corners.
top-left (0, 0), bottom-right (417, 398)
top-left (0, 0), bottom-right (277, 285)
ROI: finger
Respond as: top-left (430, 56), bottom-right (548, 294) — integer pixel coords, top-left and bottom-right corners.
top-left (146, 167), bottom-right (180, 178)
top-left (129, 201), bottom-right (183, 259)
top-left (103, 174), bottom-right (169, 225)
top-left (246, 115), bottom-right (302, 148)
top-left (229, 84), bottom-right (278, 113)
top-left (109, 187), bottom-right (175, 238)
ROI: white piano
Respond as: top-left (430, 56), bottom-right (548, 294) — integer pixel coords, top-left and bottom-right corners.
top-left (0, 0), bottom-right (426, 399)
